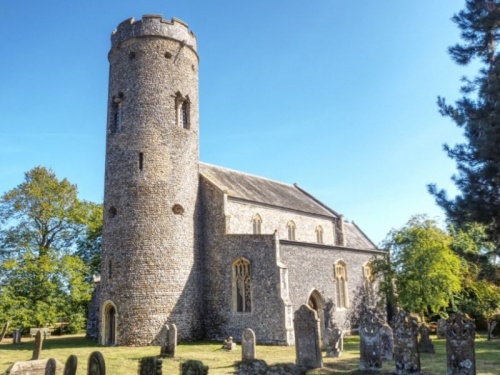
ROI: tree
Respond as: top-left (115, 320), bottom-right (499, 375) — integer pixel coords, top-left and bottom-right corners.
top-left (374, 215), bottom-right (464, 320)
top-left (428, 0), bottom-right (500, 249)
top-left (0, 167), bottom-right (101, 330)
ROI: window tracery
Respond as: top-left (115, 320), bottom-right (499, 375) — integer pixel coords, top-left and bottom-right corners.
top-left (335, 261), bottom-right (349, 308)
top-left (233, 258), bottom-right (251, 313)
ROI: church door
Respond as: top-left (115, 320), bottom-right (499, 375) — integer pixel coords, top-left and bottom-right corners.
top-left (105, 305), bottom-right (116, 346)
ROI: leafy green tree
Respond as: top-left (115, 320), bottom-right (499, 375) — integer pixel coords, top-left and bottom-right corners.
top-left (375, 215), bottom-right (464, 321)
top-left (428, 0), bottom-right (500, 249)
top-left (0, 167), bottom-right (101, 330)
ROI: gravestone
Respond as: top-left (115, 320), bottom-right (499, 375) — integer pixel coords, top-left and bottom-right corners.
top-left (359, 307), bottom-right (383, 371)
top-left (437, 318), bottom-right (447, 339)
top-left (32, 330), bottom-right (44, 360)
top-left (241, 328), bottom-right (256, 361)
top-left (87, 351), bottom-right (106, 375)
top-left (180, 360), bottom-right (208, 375)
top-left (139, 356), bottom-right (162, 375)
top-left (325, 323), bottom-right (343, 358)
top-left (63, 355), bottom-right (78, 375)
top-left (5, 359), bottom-right (61, 375)
top-left (293, 304), bottom-right (322, 369)
top-left (12, 328), bottom-right (21, 344)
top-left (392, 310), bottom-right (421, 375)
top-left (222, 336), bottom-right (236, 351)
top-left (380, 323), bottom-right (394, 360)
top-left (418, 324), bottom-right (435, 354)
top-left (446, 311), bottom-right (475, 375)
top-left (0, 321), bottom-right (9, 342)
top-left (236, 359), bottom-right (307, 375)
top-left (45, 358), bottom-right (57, 375)
top-left (160, 323), bottom-right (177, 358)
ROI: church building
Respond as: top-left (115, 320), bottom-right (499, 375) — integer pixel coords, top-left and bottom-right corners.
top-left (90, 14), bottom-right (383, 346)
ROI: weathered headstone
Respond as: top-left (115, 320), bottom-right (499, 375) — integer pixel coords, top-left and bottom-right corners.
top-left (437, 318), bottom-right (447, 339)
top-left (139, 356), bottom-right (162, 375)
top-left (392, 310), bottom-right (421, 375)
top-left (293, 304), bottom-right (322, 369)
top-left (0, 321), bottom-right (10, 342)
top-left (87, 351), bottom-right (106, 375)
top-left (325, 323), bottom-right (343, 358)
top-left (446, 311), bottom-right (475, 375)
top-left (236, 359), bottom-right (307, 375)
top-left (63, 355), bottom-right (78, 375)
top-left (418, 324), bottom-right (435, 354)
top-left (359, 307), bottom-right (383, 371)
top-left (160, 323), bottom-right (177, 358)
top-left (241, 328), bottom-right (256, 361)
top-left (222, 336), bottom-right (236, 351)
top-left (12, 328), bottom-right (21, 344)
top-left (32, 330), bottom-right (44, 360)
top-left (180, 360), bottom-right (208, 375)
top-left (45, 358), bottom-right (57, 375)
top-left (380, 323), bottom-right (394, 360)
top-left (5, 359), bottom-right (62, 375)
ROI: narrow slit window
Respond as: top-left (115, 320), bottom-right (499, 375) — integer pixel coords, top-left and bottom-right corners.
top-left (175, 92), bottom-right (191, 129)
top-left (111, 93), bottom-right (124, 133)
top-left (109, 260), bottom-right (112, 279)
top-left (139, 152), bottom-right (144, 171)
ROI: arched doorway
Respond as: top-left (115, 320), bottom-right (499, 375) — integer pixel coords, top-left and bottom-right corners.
top-left (102, 301), bottom-right (117, 346)
top-left (307, 289), bottom-right (325, 344)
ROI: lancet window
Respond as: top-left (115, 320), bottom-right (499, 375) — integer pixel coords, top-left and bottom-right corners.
top-left (252, 214), bottom-right (262, 235)
top-left (287, 221), bottom-right (296, 240)
top-left (335, 261), bottom-right (349, 308)
top-left (233, 258), bottom-right (252, 313)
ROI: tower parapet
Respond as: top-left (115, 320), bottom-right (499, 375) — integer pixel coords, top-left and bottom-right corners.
top-left (111, 15), bottom-right (197, 52)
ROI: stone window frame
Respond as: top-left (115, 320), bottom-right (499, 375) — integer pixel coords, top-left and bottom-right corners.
top-left (315, 225), bottom-right (324, 244)
top-left (287, 221), bottom-right (296, 240)
top-left (334, 261), bottom-right (349, 309)
top-left (175, 91), bottom-right (191, 129)
top-left (362, 262), bottom-right (373, 283)
top-left (232, 257), bottom-right (252, 313)
top-left (110, 92), bottom-right (124, 134)
top-left (252, 214), bottom-right (262, 235)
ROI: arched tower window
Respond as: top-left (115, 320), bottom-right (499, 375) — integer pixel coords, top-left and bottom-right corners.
top-left (175, 92), bottom-right (190, 129)
top-left (287, 221), bottom-right (296, 240)
top-left (110, 92), bottom-right (124, 133)
top-left (316, 226), bottom-right (324, 244)
top-left (334, 261), bottom-right (349, 308)
top-left (252, 214), bottom-right (262, 235)
top-left (232, 258), bottom-right (252, 313)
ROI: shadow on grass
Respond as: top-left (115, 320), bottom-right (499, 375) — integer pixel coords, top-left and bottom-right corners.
top-left (0, 335), bottom-right (98, 351)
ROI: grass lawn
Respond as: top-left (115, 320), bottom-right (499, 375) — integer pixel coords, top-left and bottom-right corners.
top-left (0, 334), bottom-right (499, 374)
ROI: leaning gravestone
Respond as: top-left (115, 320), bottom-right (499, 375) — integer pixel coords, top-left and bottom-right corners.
top-left (241, 328), bottom-right (256, 361)
top-left (437, 318), bottom-right (447, 339)
top-left (87, 351), bottom-right (106, 375)
top-left (446, 311), bottom-right (475, 375)
top-left (392, 310), bottom-right (421, 375)
top-left (325, 323), bottom-right (343, 358)
top-left (139, 356), bottom-right (162, 375)
top-left (32, 330), bottom-right (44, 360)
top-left (5, 359), bottom-right (62, 375)
top-left (0, 321), bottom-right (10, 342)
top-left (160, 323), bottom-right (177, 358)
top-left (380, 323), bottom-right (394, 360)
top-left (418, 324), bottom-right (435, 354)
top-left (180, 360), bottom-right (208, 375)
top-left (293, 304), bottom-right (323, 369)
top-left (359, 307), bottom-right (383, 371)
top-left (63, 355), bottom-right (78, 375)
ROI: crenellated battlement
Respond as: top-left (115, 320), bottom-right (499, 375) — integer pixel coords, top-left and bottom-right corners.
top-left (111, 14), bottom-right (197, 50)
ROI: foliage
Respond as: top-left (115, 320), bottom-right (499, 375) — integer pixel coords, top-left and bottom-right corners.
top-left (374, 215), bottom-right (464, 320)
top-left (0, 166), bottom-right (102, 329)
top-left (428, 0), bottom-right (500, 250)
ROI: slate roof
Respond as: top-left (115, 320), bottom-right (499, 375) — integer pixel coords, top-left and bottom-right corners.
top-left (199, 163), bottom-right (335, 217)
top-left (344, 222), bottom-right (377, 250)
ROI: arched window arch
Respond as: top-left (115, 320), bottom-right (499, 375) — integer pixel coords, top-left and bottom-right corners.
top-left (232, 258), bottom-right (252, 313)
top-left (316, 226), bottom-right (324, 244)
top-left (363, 262), bottom-right (373, 282)
top-left (252, 214), bottom-right (262, 235)
top-left (287, 221), bottom-right (296, 240)
top-left (175, 92), bottom-right (191, 129)
top-left (101, 301), bottom-right (118, 346)
top-left (334, 261), bottom-right (349, 308)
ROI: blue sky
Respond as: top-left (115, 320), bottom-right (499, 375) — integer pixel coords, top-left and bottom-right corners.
top-left (1, 1), bottom-right (473, 245)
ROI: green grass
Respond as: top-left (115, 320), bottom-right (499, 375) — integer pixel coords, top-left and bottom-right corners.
top-left (0, 334), bottom-right (499, 374)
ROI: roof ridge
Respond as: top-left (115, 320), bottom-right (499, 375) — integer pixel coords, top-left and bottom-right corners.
top-left (346, 221), bottom-right (378, 249)
top-left (293, 183), bottom-right (340, 217)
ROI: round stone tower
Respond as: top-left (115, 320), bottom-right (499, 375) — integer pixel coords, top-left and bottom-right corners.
top-left (100, 15), bottom-right (202, 346)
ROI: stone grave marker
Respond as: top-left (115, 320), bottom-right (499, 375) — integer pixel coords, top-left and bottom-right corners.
top-left (222, 336), bottom-right (236, 351)
top-left (392, 310), bottom-right (421, 375)
top-left (446, 311), bottom-right (475, 375)
top-left (180, 360), bottom-right (208, 375)
top-left (0, 321), bottom-right (9, 342)
top-left (293, 304), bottom-right (322, 369)
top-left (325, 323), bottom-right (343, 358)
top-left (160, 323), bottom-right (177, 358)
top-left (418, 324), bottom-right (435, 354)
top-left (380, 323), bottom-right (394, 360)
top-left (139, 356), bottom-right (162, 375)
top-left (45, 358), bottom-right (57, 375)
top-left (63, 355), bottom-right (78, 375)
top-left (12, 328), bottom-right (21, 344)
top-left (5, 359), bottom-right (61, 375)
top-left (87, 351), bottom-right (106, 375)
top-left (436, 318), bottom-right (446, 339)
top-left (32, 330), bottom-right (44, 360)
top-left (359, 307), bottom-right (382, 371)
top-left (241, 328), bottom-right (256, 361)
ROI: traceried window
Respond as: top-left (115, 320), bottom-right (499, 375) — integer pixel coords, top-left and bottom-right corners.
top-left (175, 92), bottom-right (191, 129)
top-left (287, 221), bottom-right (296, 240)
top-left (252, 214), bottom-right (262, 235)
top-left (335, 261), bottom-right (349, 308)
top-left (316, 226), bottom-right (324, 244)
top-left (233, 258), bottom-right (252, 313)
top-left (363, 262), bottom-right (373, 282)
